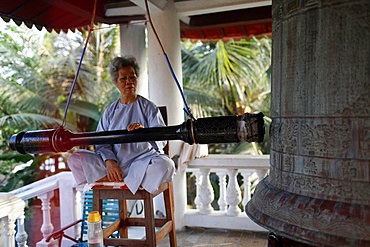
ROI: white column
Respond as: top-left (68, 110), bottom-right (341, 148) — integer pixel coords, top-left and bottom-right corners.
top-left (147, 1), bottom-right (183, 128)
top-left (147, 1), bottom-right (185, 229)
top-left (120, 22), bottom-right (168, 220)
top-left (120, 24), bottom-right (148, 98)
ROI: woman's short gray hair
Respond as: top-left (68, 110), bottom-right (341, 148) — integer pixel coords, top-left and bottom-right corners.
top-left (109, 56), bottom-right (140, 82)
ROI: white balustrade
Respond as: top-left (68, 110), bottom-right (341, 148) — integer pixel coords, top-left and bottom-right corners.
top-left (0, 193), bottom-right (26, 247)
top-left (9, 172), bottom-right (78, 247)
top-left (185, 154), bottom-right (269, 232)
top-left (2, 155), bottom-right (269, 246)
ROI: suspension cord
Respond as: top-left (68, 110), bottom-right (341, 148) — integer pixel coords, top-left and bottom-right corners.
top-left (62, 0), bottom-right (194, 127)
top-left (144, 0), bottom-right (194, 120)
top-left (61, 0), bottom-right (98, 127)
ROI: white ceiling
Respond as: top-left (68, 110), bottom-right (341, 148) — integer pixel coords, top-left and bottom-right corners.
top-left (106, 0), bottom-right (272, 24)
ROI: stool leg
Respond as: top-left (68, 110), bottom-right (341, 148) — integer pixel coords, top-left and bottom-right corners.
top-left (164, 183), bottom-right (177, 247)
top-left (93, 190), bottom-right (103, 213)
top-left (144, 192), bottom-right (156, 246)
top-left (119, 199), bottom-right (128, 238)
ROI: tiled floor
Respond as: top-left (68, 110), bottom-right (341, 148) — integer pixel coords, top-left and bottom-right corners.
top-left (26, 204), bottom-right (268, 247)
top-left (157, 227), bottom-right (268, 247)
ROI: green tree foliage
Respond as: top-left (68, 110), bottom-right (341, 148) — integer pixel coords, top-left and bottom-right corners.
top-left (0, 20), bottom-right (271, 191)
top-left (181, 37), bottom-right (272, 154)
top-left (182, 38), bottom-right (272, 209)
top-left (0, 21), bottom-right (120, 190)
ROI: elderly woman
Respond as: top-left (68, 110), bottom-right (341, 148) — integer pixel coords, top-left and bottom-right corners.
top-left (68, 56), bottom-right (175, 194)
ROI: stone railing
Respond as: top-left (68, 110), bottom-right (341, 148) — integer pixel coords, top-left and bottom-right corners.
top-left (3, 154), bottom-right (269, 247)
top-left (9, 172), bottom-right (80, 247)
top-left (184, 154), bottom-right (270, 232)
top-left (0, 192), bottom-right (27, 247)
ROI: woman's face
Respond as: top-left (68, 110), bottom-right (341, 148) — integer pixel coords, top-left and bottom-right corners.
top-left (115, 66), bottom-right (138, 98)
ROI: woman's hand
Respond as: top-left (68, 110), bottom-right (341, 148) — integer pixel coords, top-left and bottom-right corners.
top-left (127, 122), bottom-right (144, 131)
top-left (105, 159), bottom-right (123, 182)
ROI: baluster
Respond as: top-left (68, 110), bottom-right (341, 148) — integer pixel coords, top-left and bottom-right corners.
top-left (198, 168), bottom-right (214, 214)
top-left (36, 191), bottom-right (57, 247)
top-left (15, 210), bottom-right (28, 247)
top-left (241, 170), bottom-right (254, 212)
top-left (216, 171), bottom-right (227, 211)
top-left (7, 217), bottom-right (17, 247)
top-left (193, 170), bottom-right (201, 210)
top-left (0, 217), bottom-right (6, 246)
top-left (0, 194), bottom-right (25, 247)
top-left (255, 169), bottom-right (268, 183)
top-left (226, 169), bottom-right (241, 216)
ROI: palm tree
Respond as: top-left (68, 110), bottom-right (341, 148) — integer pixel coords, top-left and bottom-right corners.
top-left (0, 21), bottom-right (120, 190)
top-left (0, 21), bottom-right (271, 190)
top-left (181, 37), bottom-right (271, 154)
top-left (181, 38), bottom-right (272, 210)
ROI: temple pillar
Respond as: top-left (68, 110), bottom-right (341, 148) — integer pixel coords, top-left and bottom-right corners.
top-left (120, 24), bottom-right (148, 98)
top-left (146, 1), bottom-right (186, 229)
top-left (246, 0), bottom-right (370, 246)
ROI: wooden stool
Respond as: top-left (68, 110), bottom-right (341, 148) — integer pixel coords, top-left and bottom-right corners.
top-left (92, 182), bottom-right (177, 246)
